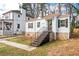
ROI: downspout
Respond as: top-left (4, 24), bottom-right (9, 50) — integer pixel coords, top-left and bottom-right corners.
top-left (2, 20), bottom-right (4, 35)
top-left (35, 18), bottom-right (37, 40)
top-left (13, 12), bottom-right (14, 35)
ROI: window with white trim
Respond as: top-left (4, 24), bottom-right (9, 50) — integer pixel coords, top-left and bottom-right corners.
top-left (58, 19), bottom-right (68, 28)
top-left (37, 22), bottom-right (40, 28)
top-left (28, 23), bottom-right (33, 28)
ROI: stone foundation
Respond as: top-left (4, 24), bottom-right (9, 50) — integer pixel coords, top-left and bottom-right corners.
top-left (25, 32), bottom-right (41, 40)
top-left (25, 32), bottom-right (36, 40)
top-left (49, 32), bottom-right (54, 41)
top-left (55, 33), bottom-right (69, 40)
top-left (25, 32), bottom-right (69, 41)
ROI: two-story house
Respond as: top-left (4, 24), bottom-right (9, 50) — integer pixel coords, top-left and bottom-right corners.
top-left (0, 10), bottom-right (25, 35)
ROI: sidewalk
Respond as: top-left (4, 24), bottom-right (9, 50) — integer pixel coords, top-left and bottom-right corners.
top-left (0, 39), bottom-right (36, 51)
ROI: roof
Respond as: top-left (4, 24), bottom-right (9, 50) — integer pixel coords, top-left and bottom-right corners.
top-left (43, 13), bottom-right (60, 20)
top-left (0, 19), bottom-right (13, 23)
top-left (26, 13), bottom-right (71, 22)
top-left (26, 13), bottom-right (34, 18)
top-left (2, 10), bottom-right (21, 15)
top-left (43, 13), bottom-right (70, 20)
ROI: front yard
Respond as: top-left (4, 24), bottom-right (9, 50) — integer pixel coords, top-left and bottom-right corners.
top-left (0, 32), bottom-right (79, 56)
top-left (0, 40), bottom-right (66, 56)
top-left (0, 37), bottom-right (79, 55)
top-left (0, 35), bottom-right (8, 38)
top-left (6, 35), bottom-right (32, 45)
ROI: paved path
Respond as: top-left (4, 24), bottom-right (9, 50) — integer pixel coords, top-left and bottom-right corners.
top-left (0, 39), bottom-right (36, 51)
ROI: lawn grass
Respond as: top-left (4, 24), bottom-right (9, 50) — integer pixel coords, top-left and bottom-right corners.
top-left (48, 39), bottom-right (79, 56)
top-left (6, 36), bottom-right (32, 45)
top-left (0, 35), bottom-right (8, 38)
top-left (0, 35), bottom-right (79, 55)
top-left (0, 40), bottom-right (69, 56)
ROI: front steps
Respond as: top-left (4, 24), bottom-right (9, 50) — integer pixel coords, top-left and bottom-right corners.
top-left (31, 31), bottom-right (49, 47)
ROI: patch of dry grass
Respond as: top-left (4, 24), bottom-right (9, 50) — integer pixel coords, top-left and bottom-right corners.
top-left (48, 39), bottom-right (79, 56)
top-left (0, 39), bottom-right (79, 56)
top-left (1, 33), bottom-right (79, 56)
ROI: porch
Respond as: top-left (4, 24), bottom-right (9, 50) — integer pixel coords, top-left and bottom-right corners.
top-left (0, 19), bottom-right (13, 36)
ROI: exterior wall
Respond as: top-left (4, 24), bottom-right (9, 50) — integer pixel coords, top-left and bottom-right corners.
top-left (13, 12), bottom-right (21, 34)
top-left (52, 16), bottom-right (70, 40)
top-left (25, 19), bottom-right (48, 40)
top-left (6, 11), bottom-right (25, 35)
top-left (2, 10), bottom-right (26, 35)
top-left (0, 30), bottom-right (3, 35)
top-left (20, 9), bottom-right (26, 32)
top-left (2, 12), bottom-right (13, 19)
top-left (25, 19), bottom-right (48, 32)
top-left (56, 33), bottom-right (69, 40)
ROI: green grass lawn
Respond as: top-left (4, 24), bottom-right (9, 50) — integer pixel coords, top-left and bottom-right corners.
top-left (0, 35), bottom-right (79, 56)
top-left (0, 40), bottom-right (69, 56)
top-left (0, 35), bottom-right (8, 38)
top-left (6, 36), bottom-right (32, 45)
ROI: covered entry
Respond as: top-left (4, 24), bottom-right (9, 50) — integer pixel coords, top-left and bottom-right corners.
top-left (0, 19), bottom-right (13, 35)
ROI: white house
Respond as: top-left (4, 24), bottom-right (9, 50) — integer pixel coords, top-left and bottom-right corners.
top-left (0, 10), bottom-right (25, 35)
top-left (25, 4), bottom-right (73, 40)
top-left (0, 3), bottom-right (74, 41)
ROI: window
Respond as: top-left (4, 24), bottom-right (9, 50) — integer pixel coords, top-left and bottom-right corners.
top-left (18, 15), bottom-right (20, 18)
top-left (17, 24), bottom-right (20, 29)
top-left (58, 19), bottom-right (68, 28)
top-left (28, 23), bottom-right (33, 28)
top-left (0, 26), bottom-right (2, 30)
top-left (5, 23), bottom-right (12, 30)
top-left (28, 18), bottom-right (30, 20)
top-left (37, 22), bottom-right (40, 28)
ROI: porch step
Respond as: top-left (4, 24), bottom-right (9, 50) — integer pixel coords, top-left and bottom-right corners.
top-left (31, 31), bottom-right (49, 47)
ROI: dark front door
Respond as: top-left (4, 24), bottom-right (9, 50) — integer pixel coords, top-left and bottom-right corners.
top-left (48, 20), bottom-right (52, 32)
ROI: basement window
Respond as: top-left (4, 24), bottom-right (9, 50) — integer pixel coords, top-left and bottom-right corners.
top-left (37, 22), bottom-right (40, 28)
top-left (58, 19), bottom-right (68, 28)
top-left (28, 23), bottom-right (33, 28)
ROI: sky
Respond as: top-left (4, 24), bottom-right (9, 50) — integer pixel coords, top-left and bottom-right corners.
top-left (0, 0), bottom-right (78, 15)
top-left (0, 0), bottom-right (55, 15)
top-left (0, 0), bottom-right (24, 15)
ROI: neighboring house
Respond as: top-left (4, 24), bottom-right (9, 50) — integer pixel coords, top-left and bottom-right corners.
top-left (75, 15), bottom-right (79, 28)
top-left (25, 4), bottom-right (73, 41)
top-left (0, 10), bottom-right (25, 35)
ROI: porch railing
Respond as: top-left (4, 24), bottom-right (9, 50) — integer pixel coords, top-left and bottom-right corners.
top-left (35, 27), bottom-right (48, 39)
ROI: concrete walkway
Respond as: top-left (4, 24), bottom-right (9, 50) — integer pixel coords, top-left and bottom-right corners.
top-left (0, 39), bottom-right (36, 51)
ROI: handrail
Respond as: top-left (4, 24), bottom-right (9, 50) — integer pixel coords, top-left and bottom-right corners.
top-left (37, 27), bottom-right (47, 33)
top-left (35, 27), bottom-right (48, 39)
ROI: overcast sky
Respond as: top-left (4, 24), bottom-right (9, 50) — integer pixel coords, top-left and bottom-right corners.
top-left (0, 0), bottom-right (24, 15)
top-left (0, 0), bottom-right (78, 15)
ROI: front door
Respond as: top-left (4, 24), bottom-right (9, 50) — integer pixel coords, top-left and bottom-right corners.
top-left (48, 20), bottom-right (52, 32)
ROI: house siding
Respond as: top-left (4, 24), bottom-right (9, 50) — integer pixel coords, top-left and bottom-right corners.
top-left (52, 16), bottom-right (70, 40)
top-left (25, 19), bottom-right (48, 40)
